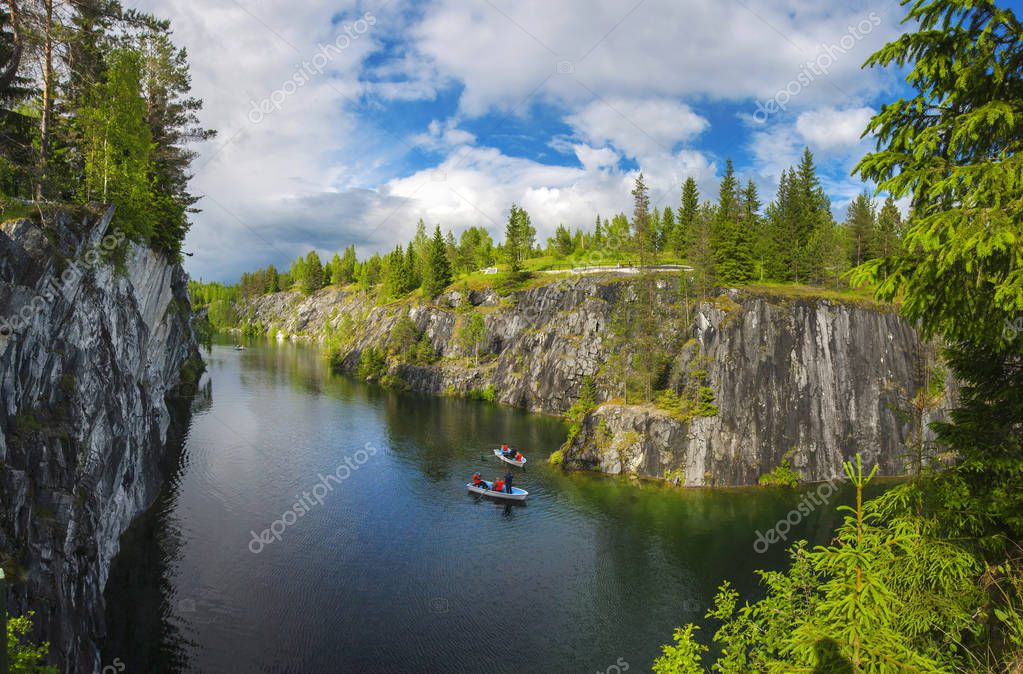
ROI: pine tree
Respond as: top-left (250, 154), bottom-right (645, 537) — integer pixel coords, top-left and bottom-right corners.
top-left (713, 161), bottom-right (753, 285)
top-left (503, 204), bottom-right (535, 272)
top-left (423, 225), bottom-right (452, 296)
top-left (553, 224), bottom-right (574, 257)
top-left (265, 264), bottom-right (279, 293)
top-left (404, 243), bottom-right (420, 290)
top-left (872, 197), bottom-right (902, 267)
top-left (385, 245), bottom-right (411, 297)
top-left (328, 252), bottom-right (342, 285)
top-left (687, 202), bottom-right (717, 296)
top-left (338, 245), bottom-right (357, 285)
top-left (676, 176), bottom-right (699, 258)
top-left (411, 218), bottom-right (430, 280)
top-left (845, 191), bottom-right (877, 267)
top-left (631, 173), bottom-right (654, 266)
top-left (303, 250), bottom-right (324, 293)
top-left (660, 207), bottom-right (676, 257)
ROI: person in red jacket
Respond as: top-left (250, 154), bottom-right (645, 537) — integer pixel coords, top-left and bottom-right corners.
top-left (472, 472), bottom-right (484, 487)
top-left (515, 452), bottom-right (524, 462)
top-left (493, 477), bottom-right (504, 492)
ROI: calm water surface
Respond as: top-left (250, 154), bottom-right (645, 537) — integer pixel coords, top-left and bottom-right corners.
top-left (103, 338), bottom-right (856, 673)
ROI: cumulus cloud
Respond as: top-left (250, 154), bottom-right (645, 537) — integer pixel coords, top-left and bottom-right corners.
top-left (566, 98), bottom-right (709, 160)
top-left (796, 107), bottom-right (875, 152)
top-left (573, 144), bottom-right (620, 171)
top-left (130, 0), bottom-right (905, 281)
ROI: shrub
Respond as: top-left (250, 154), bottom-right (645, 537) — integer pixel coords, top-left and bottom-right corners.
top-left (564, 375), bottom-right (597, 443)
top-left (466, 384), bottom-right (496, 402)
top-left (7, 611), bottom-right (59, 673)
top-left (548, 449), bottom-right (565, 466)
top-left (758, 458), bottom-right (802, 488)
top-left (356, 347), bottom-right (387, 381)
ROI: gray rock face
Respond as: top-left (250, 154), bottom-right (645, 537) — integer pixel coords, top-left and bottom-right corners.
top-left (0, 207), bottom-right (200, 672)
top-left (240, 278), bottom-right (945, 486)
top-left (563, 291), bottom-right (948, 485)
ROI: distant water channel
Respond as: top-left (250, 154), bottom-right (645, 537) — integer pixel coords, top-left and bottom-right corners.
top-left (103, 337), bottom-right (863, 673)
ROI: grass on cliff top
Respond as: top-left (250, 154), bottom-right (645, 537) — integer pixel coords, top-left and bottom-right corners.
top-left (741, 282), bottom-right (887, 309)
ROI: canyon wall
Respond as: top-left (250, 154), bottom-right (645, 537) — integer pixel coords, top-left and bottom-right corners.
top-left (239, 276), bottom-right (944, 487)
top-left (0, 207), bottom-right (201, 671)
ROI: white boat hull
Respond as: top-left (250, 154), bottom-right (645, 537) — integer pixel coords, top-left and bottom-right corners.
top-left (494, 449), bottom-right (527, 467)
top-left (467, 481), bottom-right (528, 501)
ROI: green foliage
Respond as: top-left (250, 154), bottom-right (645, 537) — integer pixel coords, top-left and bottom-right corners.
top-left (503, 204), bottom-right (536, 272)
top-left (456, 312), bottom-right (486, 366)
top-left (845, 190), bottom-right (877, 267)
top-left (422, 225), bottom-right (453, 296)
top-left (79, 49), bottom-right (153, 239)
top-left (356, 347), bottom-right (387, 381)
top-left (564, 375), bottom-right (598, 444)
top-left (547, 449), bottom-right (565, 466)
top-left (676, 177), bottom-right (699, 256)
top-left (7, 611), bottom-right (59, 673)
top-left (387, 312), bottom-right (419, 359)
top-left (658, 458), bottom-right (988, 672)
top-left (662, 466), bottom-right (686, 486)
top-left (465, 384), bottom-right (496, 402)
top-left (853, 0), bottom-right (1023, 548)
top-left (652, 625), bottom-right (707, 674)
top-left (411, 335), bottom-right (437, 365)
top-left (713, 159), bottom-right (755, 285)
top-left (757, 458), bottom-right (802, 488)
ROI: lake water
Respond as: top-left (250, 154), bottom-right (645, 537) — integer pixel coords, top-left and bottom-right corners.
top-left (103, 338), bottom-right (855, 673)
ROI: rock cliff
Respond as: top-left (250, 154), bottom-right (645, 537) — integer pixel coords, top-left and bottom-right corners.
top-left (0, 207), bottom-right (201, 671)
top-left (239, 277), bottom-right (945, 486)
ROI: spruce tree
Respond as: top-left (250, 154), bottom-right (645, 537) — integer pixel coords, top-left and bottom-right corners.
top-left (303, 250), bottom-right (324, 293)
top-left (872, 197), bottom-right (902, 267)
top-left (845, 191), bottom-right (877, 266)
top-left (661, 207), bottom-right (676, 257)
top-left (423, 225), bottom-right (452, 296)
top-left (676, 176), bottom-right (699, 258)
top-left (713, 161), bottom-right (754, 285)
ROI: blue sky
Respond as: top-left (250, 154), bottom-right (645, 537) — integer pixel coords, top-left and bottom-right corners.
top-left (134, 0), bottom-right (1012, 282)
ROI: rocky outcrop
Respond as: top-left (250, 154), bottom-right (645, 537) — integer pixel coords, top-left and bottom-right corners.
top-left (239, 278), bottom-right (946, 486)
top-left (563, 292), bottom-right (947, 485)
top-left (241, 279), bottom-right (612, 413)
top-left (0, 207), bottom-right (201, 671)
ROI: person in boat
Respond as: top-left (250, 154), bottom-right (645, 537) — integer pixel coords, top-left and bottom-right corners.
top-left (472, 472), bottom-right (485, 488)
top-left (501, 443), bottom-right (511, 455)
top-left (493, 477), bottom-right (504, 492)
top-left (515, 451), bottom-right (524, 462)
top-left (504, 471), bottom-right (514, 494)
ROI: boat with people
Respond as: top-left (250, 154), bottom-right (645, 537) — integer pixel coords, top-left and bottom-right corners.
top-left (466, 479), bottom-right (528, 501)
top-left (233, 345), bottom-right (245, 351)
top-left (494, 448), bottom-right (527, 467)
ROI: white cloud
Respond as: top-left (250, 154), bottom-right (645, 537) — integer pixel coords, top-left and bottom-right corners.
top-left (408, 0), bottom-right (902, 115)
top-left (573, 144), bottom-right (620, 171)
top-left (796, 107), bottom-right (875, 152)
top-left (566, 98), bottom-right (709, 160)
top-left (127, 0), bottom-right (904, 281)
